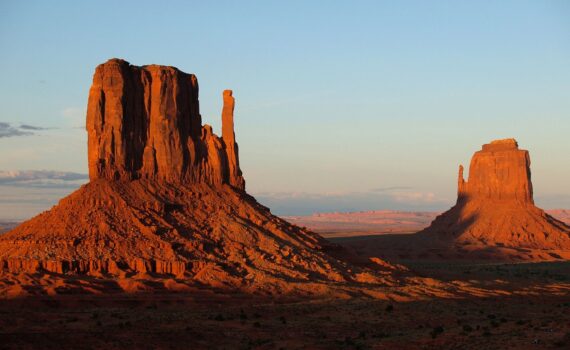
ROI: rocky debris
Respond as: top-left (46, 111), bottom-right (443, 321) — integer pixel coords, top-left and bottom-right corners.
top-left (420, 139), bottom-right (570, 250)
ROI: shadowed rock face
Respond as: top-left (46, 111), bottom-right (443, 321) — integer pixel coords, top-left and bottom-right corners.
top-left (87, 58), bottom-right (245, 189)
top-left (421, 138), bottom-right (570, 250)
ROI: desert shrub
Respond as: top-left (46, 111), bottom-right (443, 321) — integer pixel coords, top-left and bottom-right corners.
top-left (430, 326), bottom-right (444, 339)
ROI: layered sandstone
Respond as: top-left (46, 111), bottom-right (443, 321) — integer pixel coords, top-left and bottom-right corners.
top-left (86, 58), bottom-right (245, 189)
top-left (457, 139), bottom-right (532, 204)
top-left (420, 139), bottom-right (570, 250)
top-left (0, 59), bottom-right (402, 296)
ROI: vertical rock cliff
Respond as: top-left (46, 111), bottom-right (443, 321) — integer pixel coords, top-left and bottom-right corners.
top-left (86, 58), bottom-right (245, 190)
top-left (456, 139), bottom-right (532, 204)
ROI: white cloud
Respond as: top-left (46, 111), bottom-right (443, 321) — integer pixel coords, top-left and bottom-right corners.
top-left (0, 170), bottom-right (88, 188)
top-left (253, 188), bottom-right (451, 215)
top-left (0, 170), bottom-right (89, 220)
top-left (391, 191), bottom-right (437, 203)
top-left (0, 122), bottom-right (34, 138)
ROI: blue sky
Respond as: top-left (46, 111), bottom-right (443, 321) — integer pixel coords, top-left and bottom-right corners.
top-left (0, 1), bottom-right (569, 219)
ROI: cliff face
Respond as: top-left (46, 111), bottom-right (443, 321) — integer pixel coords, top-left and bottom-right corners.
top-left (87, 58), bottom-right (245, 189)
top-left (457, 139), bottom-right (532, 204)
top-left (420, 138), bottom-right (570, 251)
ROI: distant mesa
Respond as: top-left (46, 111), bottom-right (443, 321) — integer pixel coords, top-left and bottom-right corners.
top-left (0, 59), bottom-right (402, 297)
top-left (333, 139), bottom-right (570, 262)
top-left (456, 139), bottom-right (532, 204)
top-left (419, 138), bottom-right (570, 252)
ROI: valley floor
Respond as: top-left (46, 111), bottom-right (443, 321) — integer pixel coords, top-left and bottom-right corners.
top-left (0, 261), bottom-right (568, 349)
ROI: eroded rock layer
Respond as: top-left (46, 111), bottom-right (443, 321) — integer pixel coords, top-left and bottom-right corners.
top-left (420, 139), bottom-right (570, 250)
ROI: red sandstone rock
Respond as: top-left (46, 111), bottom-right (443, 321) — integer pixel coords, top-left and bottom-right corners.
top-left (0, 59), bottom-right (401, 296)
top-left (86, 59), bottom-right (244, 190)
top-left (420, 138), bottom-right (570, 250)
top-left (221, 90), bottom-right (245, 189)
top-left (457, 139), bottom-right (532, 203)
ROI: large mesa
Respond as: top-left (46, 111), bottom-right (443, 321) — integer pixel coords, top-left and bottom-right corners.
top-left (87, 58), bottom-right (244, 189)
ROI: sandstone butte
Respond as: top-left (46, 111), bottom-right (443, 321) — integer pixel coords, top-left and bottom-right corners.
top-left (419, 138), bottom-right (570, 251)
top-left (0, 59), bottom-right (420, 298)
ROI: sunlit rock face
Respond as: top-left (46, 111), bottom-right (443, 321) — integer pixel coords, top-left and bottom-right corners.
top-left (87, 59), bottom-right (244, 190)
top-left (457, 139), bottom-right (532, 204)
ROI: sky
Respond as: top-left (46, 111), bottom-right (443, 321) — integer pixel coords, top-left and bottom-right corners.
top-left (0, 1), bottom-right (569, 220)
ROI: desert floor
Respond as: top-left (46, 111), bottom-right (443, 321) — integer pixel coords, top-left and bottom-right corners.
top-left (1, 216), bottom-right (569, 349)
top-left (0, 260), bottom-right (568, 349)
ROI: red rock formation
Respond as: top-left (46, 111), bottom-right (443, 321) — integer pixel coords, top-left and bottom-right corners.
top-left (0, 59), bottom-right (402, 296)
top-left (457, 139), bottom-right (532, 204)
top-left (86, 58), bottom-right (244, 190)
top-left (420, 138), bottom-right (570, 250)
top-left (221, 90), bottom-right (245, 189)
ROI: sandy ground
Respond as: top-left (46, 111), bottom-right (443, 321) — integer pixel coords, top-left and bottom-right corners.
top-left (0, 261), bottom-right (569, 349)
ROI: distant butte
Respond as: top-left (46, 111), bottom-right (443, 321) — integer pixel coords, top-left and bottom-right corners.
top-left (419, 138), bottom-right (570, 253)
top-left (328, 139), bottom-right (570, 262)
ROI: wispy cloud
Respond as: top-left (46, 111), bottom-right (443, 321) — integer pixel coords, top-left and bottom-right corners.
top-left (0, 122), bottom-right (34, 138)
top-left (0, 170), bottom-right (89, 188)
top-left (19, 124), bottom-right (52, 131)
top-left (0, 122), bottom-right (56, 137)
top-left (253, 188), bottom-right (451, 215)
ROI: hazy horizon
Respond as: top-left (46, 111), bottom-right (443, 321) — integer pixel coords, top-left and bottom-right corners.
top-left (1, 1), bottom-right (569, 220)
